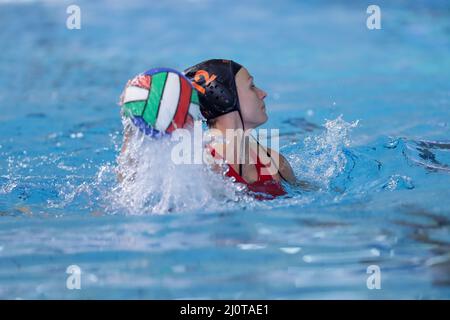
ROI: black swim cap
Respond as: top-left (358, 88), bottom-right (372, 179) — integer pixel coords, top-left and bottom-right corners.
top-left (184, 59), bottom-right (242, 120)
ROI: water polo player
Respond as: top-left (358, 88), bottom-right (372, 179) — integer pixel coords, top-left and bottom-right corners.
top-left (118, 63), bottom-right (312, 199)
top-left (184, 59), bottom-right (301, 199)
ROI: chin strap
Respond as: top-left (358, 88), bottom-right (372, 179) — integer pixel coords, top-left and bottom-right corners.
top-left (255, 138), bottom-right (287, 182)
top-left (236, 110), bottom-right (287, 182)
top-left (237, 110), bottom-right (244, 176)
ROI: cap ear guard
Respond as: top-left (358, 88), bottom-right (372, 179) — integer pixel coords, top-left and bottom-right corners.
top-left (193, 75), bottom-right (239, 120)
top-left (204, 78), bottom-right (236, 106)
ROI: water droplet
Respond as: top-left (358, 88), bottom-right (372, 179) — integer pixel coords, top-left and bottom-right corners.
top-left (384, 138), bottom-right (399, 149)
top-left (280, 247), bottom-right (301, 254)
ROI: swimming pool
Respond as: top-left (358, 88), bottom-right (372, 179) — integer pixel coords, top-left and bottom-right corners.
top-left (0, 0), bottom-right (449, 299)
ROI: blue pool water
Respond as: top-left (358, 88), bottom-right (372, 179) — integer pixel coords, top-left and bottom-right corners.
top-left (1, 0), bottom-right (450, 299)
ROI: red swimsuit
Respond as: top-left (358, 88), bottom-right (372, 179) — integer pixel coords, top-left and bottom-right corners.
top-left (209, 147), bottom-right (287, 200)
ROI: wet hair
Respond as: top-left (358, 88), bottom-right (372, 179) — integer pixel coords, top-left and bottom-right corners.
top-left (206, 118), bottom-right (218, 128)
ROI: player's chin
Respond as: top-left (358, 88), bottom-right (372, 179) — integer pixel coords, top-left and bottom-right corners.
top-left (258, 113), bottom-right (268, 126)
top-left (262, 110), bottom-right (268, 122)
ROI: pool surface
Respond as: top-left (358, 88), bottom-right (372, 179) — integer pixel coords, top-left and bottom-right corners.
top-left (0, 0), bottom-right (449, 299)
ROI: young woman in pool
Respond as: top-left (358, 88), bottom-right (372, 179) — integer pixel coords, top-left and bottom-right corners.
top-left (118, 60), bottom-right (314, 199)
top-left (184, 59), bottom-right (310, 199)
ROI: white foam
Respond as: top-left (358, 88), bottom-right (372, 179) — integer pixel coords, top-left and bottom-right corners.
top-left (105, 117), bottom-right (252, 215)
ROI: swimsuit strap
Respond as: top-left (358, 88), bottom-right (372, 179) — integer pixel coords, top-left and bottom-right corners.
top-left (250, 147), bottom-right (267, 180)
top-left (255, 139), bottom-right (288, 183)
top-left (207, 145), bottom-right (286, 199)
top-left (207, 145), bottom-right (246, 183)
top-left (208, 145), bottom-right (276, 183)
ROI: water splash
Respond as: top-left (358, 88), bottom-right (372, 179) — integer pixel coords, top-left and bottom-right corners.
top-left (100, 118), bottom-right (254, 215)
top-left (0, 116), bottom-right (365, 216)
top-left (383, 174), bottom-right (415, 191)
top-left (283, 115), bottom-right (359, 190)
